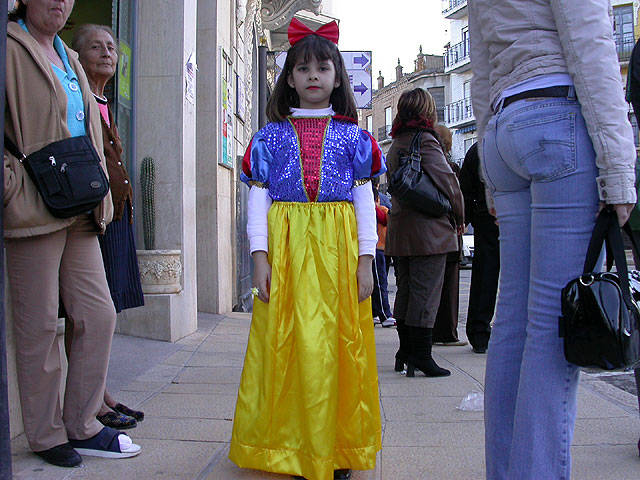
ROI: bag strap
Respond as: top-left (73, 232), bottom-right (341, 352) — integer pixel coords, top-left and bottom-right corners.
top-left (585, 208), bottom-right (635, 309)
top-left (583, 208), bottom-right (612, 273)
top-left (3, 135), bottom-right (25, 162)
top-left (606, 212), bottom-right (636, 310)
top-left (409, 131), bottom-right (422, 156)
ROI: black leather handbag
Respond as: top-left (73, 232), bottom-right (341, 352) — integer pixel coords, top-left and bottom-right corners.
top-left (559, 208), bottom-right (640, 370)
top-left (4, 135), bottom-right (109, 219)
top-left (387, 131), bottom-right (452, 217)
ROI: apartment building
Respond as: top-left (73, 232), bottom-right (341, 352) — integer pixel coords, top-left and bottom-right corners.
top-left (358, 51), bottom-right (449, 190)
top-left (442, 0), bottom-right (474, 165)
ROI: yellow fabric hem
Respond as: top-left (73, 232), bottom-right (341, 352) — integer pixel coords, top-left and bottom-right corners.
top-left (229, 440), bottom-right (380, 479)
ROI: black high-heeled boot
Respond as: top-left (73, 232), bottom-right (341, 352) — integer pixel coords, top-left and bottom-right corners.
top-left (334, 469), bottom-right (351, 479)
top-left (405, 326), bottom-right (451, 377)
top-left (394, 318), bottom-right (408, 372)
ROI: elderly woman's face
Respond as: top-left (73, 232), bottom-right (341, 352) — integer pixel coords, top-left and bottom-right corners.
top-left (78, 29), bottom-right (118, 83)
top-left (25, 0), bottom-right (75, 35)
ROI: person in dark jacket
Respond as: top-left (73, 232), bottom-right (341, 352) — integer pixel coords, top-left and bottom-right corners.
top-left (432, 124), bottom-right (467, 346)
top-left (385, 88), bottom-right (464, 378)
top-left (459, 143), bottom-right (499, 354)
top-left (625, 37), bottom-right (640, 458)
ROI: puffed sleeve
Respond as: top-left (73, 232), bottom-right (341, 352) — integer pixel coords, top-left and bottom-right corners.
top-left (241, 130), bottom-right (272, 188)
top-left (353, 129), bottom-right (387, 185)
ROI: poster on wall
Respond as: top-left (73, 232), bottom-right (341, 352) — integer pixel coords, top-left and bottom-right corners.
top-left (219, 48), bottom-right (234, 169)
top-left (118, 40), bottom-right (132, 108)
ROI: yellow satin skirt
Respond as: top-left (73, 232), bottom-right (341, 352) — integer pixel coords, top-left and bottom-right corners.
top-left (229, 201), bottom-right (381, 480)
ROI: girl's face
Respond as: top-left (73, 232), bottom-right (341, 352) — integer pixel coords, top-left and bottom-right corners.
top-left (287, 57), bottom-right (340, 109)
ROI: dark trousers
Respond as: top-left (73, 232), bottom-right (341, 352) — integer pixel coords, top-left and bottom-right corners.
top-left (394, 254), bottom-right (447, 328)
top-left (372, 249), bottom-right (392, 320)
top-left (433, 255), bottom-right (461, 342)
top-left (466, 214), bottom-right (500, 349)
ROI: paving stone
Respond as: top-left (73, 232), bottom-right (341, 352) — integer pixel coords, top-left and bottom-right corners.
top-left (381, 396), bottom-right (484, 423)
top-left (139, 392), bottom-right (237, 420)
top-left (383, 421), bottom-right (485, 448)
top-left (134, 417), bottom-right (233, 443)
top-left (174, 366), bottom-right (244, 384)
top-left (379, 446), bottom-right (485, 480)
top-left (186, 352), bottom-right (247, 367)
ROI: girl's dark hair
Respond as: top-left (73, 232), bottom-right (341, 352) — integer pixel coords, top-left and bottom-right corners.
top-left (8, 1), bottom-right (26, 21)
top-left (266, 33), bottom-right (357, 122)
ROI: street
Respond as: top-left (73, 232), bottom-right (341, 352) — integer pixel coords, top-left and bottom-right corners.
top-left (8, 269), bottom-right (640, 479)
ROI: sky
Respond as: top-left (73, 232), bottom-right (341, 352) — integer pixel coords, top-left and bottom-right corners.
top-left (329, 0), bottom-right (450, 84)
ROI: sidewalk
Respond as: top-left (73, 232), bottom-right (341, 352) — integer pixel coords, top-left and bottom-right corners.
top-left (9, 271), bottom-right (640, 479)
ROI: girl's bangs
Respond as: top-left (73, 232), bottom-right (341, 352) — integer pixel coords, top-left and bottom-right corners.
top-left (288, 36), bottom-right (337, 66)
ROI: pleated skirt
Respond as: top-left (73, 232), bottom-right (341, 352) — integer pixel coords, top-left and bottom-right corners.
top-left (97, 200), bottom-right (144, 313)
top-left (229, 201), bottom-right (382, 480)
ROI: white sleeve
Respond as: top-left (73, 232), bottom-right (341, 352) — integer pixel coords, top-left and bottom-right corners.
top-left (353, 182), bottom-right (377, 257)
top-left (247, 186), bottom-right (272, 254)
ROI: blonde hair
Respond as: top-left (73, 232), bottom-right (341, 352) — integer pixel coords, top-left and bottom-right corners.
top-left (434, 124), bottom-right (452, 154)
top-left (393, 88), bottom-right (438, 127)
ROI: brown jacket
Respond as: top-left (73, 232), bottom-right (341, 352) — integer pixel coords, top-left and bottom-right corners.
top-left (101, 104), bottom-right (133, 223)
top-left (3, 22), bottom-right (112, 238)
top-left (385, 130), bottom-right (464, 257)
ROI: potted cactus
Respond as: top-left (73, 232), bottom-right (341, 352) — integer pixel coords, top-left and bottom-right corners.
top-left (136, 156), bottom-right (182, 294)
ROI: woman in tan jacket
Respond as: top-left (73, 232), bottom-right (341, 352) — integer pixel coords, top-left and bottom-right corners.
top-left (4, 0), bottom-right (138, 467)
top-left (385, 88), bottom-right (464, 378)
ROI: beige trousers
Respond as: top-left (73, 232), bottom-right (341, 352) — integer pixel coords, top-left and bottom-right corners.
top-left (6, 215), bottom-right (116, 452)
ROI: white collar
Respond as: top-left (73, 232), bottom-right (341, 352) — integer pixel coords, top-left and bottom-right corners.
top-left (290, 105), bottom-right (335, 117)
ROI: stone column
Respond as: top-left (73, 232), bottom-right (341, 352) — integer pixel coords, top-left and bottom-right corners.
top-left (116, 0), bottom-right (198, 342)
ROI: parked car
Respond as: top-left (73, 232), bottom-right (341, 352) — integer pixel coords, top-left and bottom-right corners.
top-left (461, 232), bottom-right (474, 268)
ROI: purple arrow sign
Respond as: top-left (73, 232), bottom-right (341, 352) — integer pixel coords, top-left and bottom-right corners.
top-left (354, 82), bottom-right (368, 95)
top-left (353, 54), bottom-right (369, 68)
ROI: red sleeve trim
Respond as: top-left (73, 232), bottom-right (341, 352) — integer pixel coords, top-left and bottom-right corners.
top-left (364, 130), bottom-right (382, 175)
top-left (242, 138), bottom-right (253, 178)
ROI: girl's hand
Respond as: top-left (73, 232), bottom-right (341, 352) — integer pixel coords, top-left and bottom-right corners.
top-left (599, 202), bottom-right (636, 226)
top-left (357, 255), bottom-right (374, 303)
top-left (252, 251), bottom-right (271, 303)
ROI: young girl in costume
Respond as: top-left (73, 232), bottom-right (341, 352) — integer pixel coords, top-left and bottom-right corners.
top-left (229, 18), bottom-right (385, 480)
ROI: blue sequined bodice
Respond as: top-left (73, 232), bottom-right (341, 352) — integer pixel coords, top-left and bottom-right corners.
top-left (260, 118), bottom-right (362, 202)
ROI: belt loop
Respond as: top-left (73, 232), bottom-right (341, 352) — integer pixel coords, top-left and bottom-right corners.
top-left (567, 85), bottom-right (577, 100)
top-left (493, 97), bottom-right (505, 115)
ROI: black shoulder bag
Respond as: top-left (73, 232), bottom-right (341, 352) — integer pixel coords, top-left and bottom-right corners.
top-left (559, 208), bottom-right (640, 370)
top-left (4, 133), bottom-right (109, 219)
top-left (387, 131), bottom-right (452, 217)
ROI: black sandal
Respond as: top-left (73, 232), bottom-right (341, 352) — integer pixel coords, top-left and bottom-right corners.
top-left (96, 411), bottom-right (137, 430)
top-left (334, 470), bottom-right (351, 479)
top-left (113, 402), bottom-right (144, 421)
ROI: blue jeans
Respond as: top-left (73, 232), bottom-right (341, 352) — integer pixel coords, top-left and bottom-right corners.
top-left (481, 92), bottom-right (599, 480)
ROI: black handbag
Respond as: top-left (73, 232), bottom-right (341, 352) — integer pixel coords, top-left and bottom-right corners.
top-left (387, 131), bottom-right (452, 217)
top-left (559, 208), bottom-right (640, 370)
top-left (4, 135), bottom-right (109, 219)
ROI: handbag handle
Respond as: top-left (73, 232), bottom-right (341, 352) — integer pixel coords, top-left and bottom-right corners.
top-left (583, 208), bottom-right (635, 310)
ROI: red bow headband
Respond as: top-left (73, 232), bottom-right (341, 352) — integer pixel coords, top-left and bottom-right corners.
top-left (288, 18), bottom-right (339, 46)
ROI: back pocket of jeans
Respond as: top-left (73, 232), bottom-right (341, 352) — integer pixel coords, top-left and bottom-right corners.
top-left (506, 111), bottom-right (577, 182)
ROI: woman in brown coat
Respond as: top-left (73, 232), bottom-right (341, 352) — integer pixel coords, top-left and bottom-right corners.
top-left (385, 89), bottom-right (464, 377)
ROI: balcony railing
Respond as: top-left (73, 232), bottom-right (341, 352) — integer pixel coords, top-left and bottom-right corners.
top-left (443, 0), bottom-right (467, 17)
top-left (444, 38), bottom-right (470, 70)
top-left (378, 125), bottom-right (392, 142)
top-left (445, 98), bottom-right (474, 125)
top-left (616, 36), bottom-right (635, 62)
